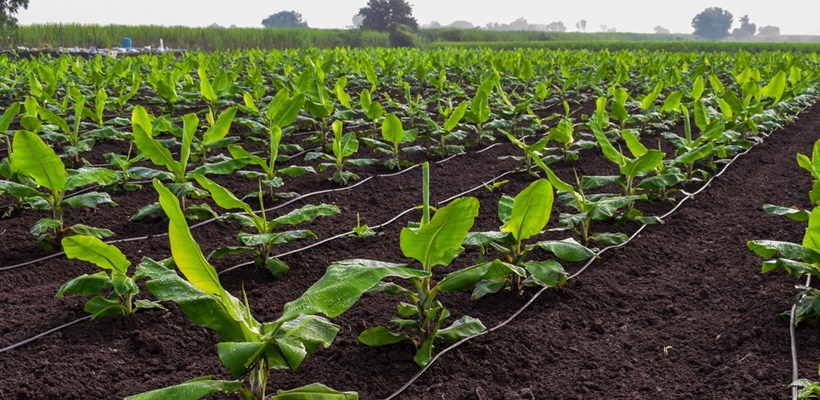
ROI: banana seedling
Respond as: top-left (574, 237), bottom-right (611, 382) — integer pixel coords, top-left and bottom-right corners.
top-left (749, 207), bottom-right (820, 325)
top-left (306, 120), bottom-right (376, 185)
top-left (422, 100), bottom-right (468, 156)
top-left (464, 179), bottom-right (594, 297)
top-left (531, 157), bottom-right (634, 246)
top-left (130, 106), bottom-right (246, 221)
top-left (195, 175), bottom-right (339, 276)
top-left (295, 163), bottom-right (512, 366)
top-left (589, 111), bottom-right (666, 201)
top-left (57, 235), bottom-right (164, 319)
top-left (3, 130), bottom-right (116, 249)
top-left (362, 113), bottom-right (422, 170)
top-left (233, 90), bottom-right (313, 197)
top-left (130, 180), bottom-right (359, 400)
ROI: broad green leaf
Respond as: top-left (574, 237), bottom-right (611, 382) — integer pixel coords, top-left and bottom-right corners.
top-left (611, 87), bottom-right (628, 123)
top-left (463, 231), bottom-right (509, 247)
top-left (444, 102), bottom-right (468, 132)
top-left (400, 197), bottom-right (480, 269)
top-left (693, 99), bottom-right (710, 133)
top-left (675, 144), bottom-right (714, 166)
top-left (381, 114), bottom-right (404, 148)
top-left (215, 341), bottom-right (265, 378)
top-left (661, 91), bottom-right (683, 112)
top-left (133, 121), bottom-right (178, 175)
top-left (137, 258), bottom-right (248, 342)
top-left (238, 231), bottom-right (314, 247)
top-left (640, 80), bottom-right (663, 110)
top-left (761, 71), bottom-right (787, 103)
top-left (55, 271), bottom-right (112, 298)
top-left (153, 179), bottom-right (222, 295)
top-left (267, 91), bottom-right (305, 128)
top-left (37, 106), bottom-right (71, 135)
top-left (692, 76), bottom-right (705, 101)
top-left (525, 260), bottom-right (567, 287)
top-left (621, 129), bottom-right (647, 157)
top-left (249, 315), bottom-right (337, 373)
top-left (124, 377), bottom-right (243, 400)
top-left (590, 232), bottom-right (629, 245)
top-left (548, 118), bottom-right (574, 145)
top-left (0, 180), bottom-right (44, 198)
top-left (436, 316), bottom-right (485, 341)
top-left (62, 192), bottom-right (115, 208)
top-left (763, 204), bottom-right (810, 222)
top-left (280, 259), bottom-right (427, 321)
top-left (197, 68), bottom-right (218, 104)
top-left (179, 113), bottom-right (199, 172)
top-left (194, 174), bottom-right (254, 215)
top-left (438, 259), bottom-right (524, 293)
top-left (620, 150), bottom-right (664, 178)
top-left (358, 325), bottom-right (409, 346)
top-left (501, 179), bottom-right (553, 242)
top-left (270, 383), bottom-right (358, 400)
top-left (69, 224), bottom-right (115, 239)
top-left (202, 107), bottom-right (237, 146)
top-left (12, 130), bottom-right (66, 195)
top-left (84, 295), bottom-right (128, 319)
top-left (0, 102), bottom-right (20, 133)
top-left (590, 123), bottom-right (626, 166)
top-left (62, 235), bottom-right (129, 274)
top-left (535, 238), bottom-right (595, 261)
top-left (748, 240), bottom-right (820, 263)
top-left (804, 208), bottom-right (820, 253)
top-left (271, 204), bottom-right (340, 227)
top-left (498, 195), bottom-right (514, 224)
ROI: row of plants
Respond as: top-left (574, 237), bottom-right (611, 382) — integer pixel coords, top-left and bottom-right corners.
top-left (749, 137), bottom-right (820, 398)
top-left (1, 48), bottom-right (816, 253)
top-left (1, 48), bottom-right (820, 398)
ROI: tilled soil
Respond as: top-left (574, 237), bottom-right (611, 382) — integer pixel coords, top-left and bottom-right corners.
top-left (1, 103), bottom-right (819, 399)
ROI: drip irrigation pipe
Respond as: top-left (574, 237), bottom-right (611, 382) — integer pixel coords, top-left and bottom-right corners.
top-left (0, 315), bottom-right (91, 354)
top-left (0, 156), bottom-right (516, 352)
top-left (381, 123), bottom-right (781, 400)
top-left (0, 164), bottom-right (509, 353)
top-left (791, 275), bottom-right (813, 400)
top-left (0, 142), bottom-right (500, 271)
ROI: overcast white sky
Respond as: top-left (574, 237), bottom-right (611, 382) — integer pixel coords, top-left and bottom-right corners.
top-left (15, 0), bottom-right (820, 35)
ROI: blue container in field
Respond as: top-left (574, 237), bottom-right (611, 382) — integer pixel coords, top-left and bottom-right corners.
top-left (122, 37), bottom-right (132, 49)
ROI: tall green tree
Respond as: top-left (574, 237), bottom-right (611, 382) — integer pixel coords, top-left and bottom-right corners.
top-left (261, 10), bottom-right (308, 28)
top-left (358, 0), bottom-right (418, 32)
top-left (691, 7), bottom-right (733, 40)
top-left (0, 0), bottom-right (29, 30)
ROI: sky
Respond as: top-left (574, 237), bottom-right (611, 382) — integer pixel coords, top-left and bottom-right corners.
top-left (15, 0), bottom-right (820, 35)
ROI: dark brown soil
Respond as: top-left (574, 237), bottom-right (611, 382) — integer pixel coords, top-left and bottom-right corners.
top-left (1, 102), bottom-right (819, 399)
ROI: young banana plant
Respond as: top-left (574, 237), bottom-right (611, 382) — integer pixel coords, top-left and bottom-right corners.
top-left (589, 110), bottom-right (666, 208)
top-left (57, 235), bottom-right (164, 319)
top-left (130, 179), bottom-right (360, 400)
top-left (362, 113), bottom-right (421, 170)
top-left (295, 163), bottom-right (514, 366)
top-left (130, 106), bottom-right (246, 221)
top-left (749, 207), bottom-right (820, 326)
top-left (306, 120), bottom-right (376, 185)
top-left (464, 179), bottom-right (594, 298)
top-left (4, 130), bottom-right (116, 249)
top-left (194, 174), bottom-right (339, 276)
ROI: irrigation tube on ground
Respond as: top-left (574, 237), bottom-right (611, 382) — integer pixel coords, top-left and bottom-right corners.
top-left (381, 127), bottom-right (782, 400)
top-left (791, 275), bottom-right (813, 400)
top-left (0, 315), bottom-right (91, 354)
top-left (0, 149), bottom-right (510, 351)
top-left (0, 143), bottom-right (503, 272)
